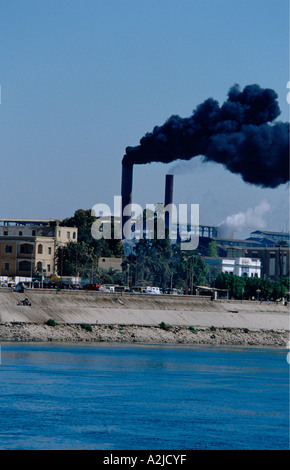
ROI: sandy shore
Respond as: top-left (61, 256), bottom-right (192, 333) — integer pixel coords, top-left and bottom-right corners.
top-left (0, 290), bottom-right (289, 347)
top-left (0, 322), bottom-right (288, 347)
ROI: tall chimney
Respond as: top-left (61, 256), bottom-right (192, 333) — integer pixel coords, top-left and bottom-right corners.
top-left (121, 162), bottom-right (133, 239)
top-left (164, 174), bottom-right (174, 229)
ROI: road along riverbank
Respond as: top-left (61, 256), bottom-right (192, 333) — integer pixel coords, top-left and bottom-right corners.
top-left (0, 289), bottom-right (289, 346)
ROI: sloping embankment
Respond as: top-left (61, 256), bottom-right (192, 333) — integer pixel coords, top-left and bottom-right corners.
top-left (0, 289), bottom-right (289, 345)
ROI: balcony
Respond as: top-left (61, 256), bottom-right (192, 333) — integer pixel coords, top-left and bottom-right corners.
top-left (17, 243), bottom-right (34, 258)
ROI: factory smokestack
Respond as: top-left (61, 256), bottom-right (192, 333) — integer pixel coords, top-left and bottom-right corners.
top-left (164, 174), bottom-right (174, 229)
top-left (121, 162), bottom-right (133, 240)
top-left (123, 84), bottom-right (289, 189)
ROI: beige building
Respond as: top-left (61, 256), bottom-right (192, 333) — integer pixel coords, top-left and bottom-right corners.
top-left (98, 257), bottom-right (123, 272)
top-left (0, 218), bottom-right (77, 244)
top-left (0, 219), bottom-right (78, 280)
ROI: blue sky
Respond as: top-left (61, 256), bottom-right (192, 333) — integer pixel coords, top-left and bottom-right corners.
top-left (0, 0), bottom-right (289, 237)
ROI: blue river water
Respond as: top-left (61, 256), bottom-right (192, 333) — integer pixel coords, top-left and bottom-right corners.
top-left (0, 342), bottom-right (289, 450)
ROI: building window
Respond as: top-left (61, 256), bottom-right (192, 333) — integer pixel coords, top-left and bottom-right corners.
top-left (47, 264), bottom-right (51, 272)
top-left (4, 263), bottom-right (10, 271)
top-left (32, 230), bottom-right (36, 236)
top-left (67, 232), bottom-right (70, 239)
top-left (38, 244), bottom-right (43, 254)
top-left (73, 232), bottom-right (76, 239)
top-left (20, 243), bottom-right (33, 254)
top-left (270, 253), bottom-right (275, 259)
top-left (4, 230), bottom-right (8, 236)
top-left (19, 231), bottom-right (22, 236)
top-left (19, 260), bottom-right (31, 272)
top-left (37, 261), bottom-right (43, 272)
top-left (48, 247), bottom-right (52, 255)
top-left (5, 245), bottom-right (12, 254)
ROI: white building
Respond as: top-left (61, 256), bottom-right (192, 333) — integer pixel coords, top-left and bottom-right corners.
top-left (222, 257), bottom-right (261, 278)
top-left (205, 256), bottom-right (262, 280)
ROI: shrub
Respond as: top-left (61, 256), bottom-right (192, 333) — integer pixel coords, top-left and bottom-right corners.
top-left (210, 325), bottom-right (216, 332)
top-left (46, 319), bottom-right (56, 327)
top-left (81, 323), bottom-right (93, 332)
top-left (159, 322), bottom-right (170, 331)
top-left (243, 328), bottom-right (249, 333)
top-left (189, 326), bottom-right (198, 334)
top-left (108, 324), bottom-right (114, 330)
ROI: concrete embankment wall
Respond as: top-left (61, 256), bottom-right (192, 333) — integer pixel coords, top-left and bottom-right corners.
top-left (0, 289), bottom-right (289, 331)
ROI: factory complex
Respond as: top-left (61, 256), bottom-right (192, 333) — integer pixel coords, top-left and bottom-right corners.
top-left (0, 210), bottom-right (288, 289)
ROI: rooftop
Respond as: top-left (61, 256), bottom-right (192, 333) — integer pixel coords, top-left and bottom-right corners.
top-left (0, 219), bottom-right (60, 227)
top-left (250, 230), bottom-right (290, 238)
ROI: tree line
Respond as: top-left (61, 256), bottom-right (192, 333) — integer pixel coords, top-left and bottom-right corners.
top-left (215, 272), bottom-right (289, 301)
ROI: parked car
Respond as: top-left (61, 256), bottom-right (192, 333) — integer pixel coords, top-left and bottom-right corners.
top-left (83, 283), bottom-right (100, 291)
top-left (145, 286), bottom-right (161, 295)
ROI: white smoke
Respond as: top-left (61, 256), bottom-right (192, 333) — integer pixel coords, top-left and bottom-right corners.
top-left (218, 200), bottom-right (271, 239)
top-left (168, 155), bottom-right (209, 174)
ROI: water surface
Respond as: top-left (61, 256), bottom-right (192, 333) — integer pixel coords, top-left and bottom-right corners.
top-left (0, 343), bottom-right (288, 450)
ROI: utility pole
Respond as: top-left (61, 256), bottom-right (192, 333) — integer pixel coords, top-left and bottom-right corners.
top-left (130, 254), bottom-right (133, 289)
top-left (61, 247), bottom-right (63, 288)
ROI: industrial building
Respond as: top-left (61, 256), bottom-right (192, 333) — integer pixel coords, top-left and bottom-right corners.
top-left (248, 230), bottom-right (290, 245)
top-left (212, 236), bottom-right (289, 281)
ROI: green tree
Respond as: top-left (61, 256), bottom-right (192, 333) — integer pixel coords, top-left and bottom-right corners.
top-left (206, 240), bottom-right (219, 257)
top-left (245, 277), bottom-right (274, 300)
top-left (61, 209), bottom-right (96, 245)
top-left (214, 273), bottom-right (290, 300)
top-left (60, 209), bottom-right (125, 260)
top-left (259, 279), bottom-right (274, 300)
top-left (181, 253), bottom-right (208, 292)
top-left (126, 238), bottom-right (208, 292)
top-left (56, 241), bottom-right (95, 277)
top-left (131, 237), bottom-right (173, 288)
top-left (272, 278), bottom-right (289, 300)
top-left (215, 272), bottom-right (247, 298)
top-left (98, 267), bottom-right (126, 285)
top-left (61, 208), bottom-right (96, 229)
top-left (169, 244), bottom-right (187, 289)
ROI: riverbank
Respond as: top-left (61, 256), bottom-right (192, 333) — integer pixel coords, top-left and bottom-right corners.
top-left (0, 289), bottom-right (289, 346)
top-left (0, 321), bottom-right (288, 346)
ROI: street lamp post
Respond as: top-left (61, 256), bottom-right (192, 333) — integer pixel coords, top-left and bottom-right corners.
top-left (185, 254), bottom-right (195, 295)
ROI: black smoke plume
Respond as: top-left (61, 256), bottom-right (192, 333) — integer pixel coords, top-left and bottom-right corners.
top-left (123, 84), bottom-right (289, 188)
